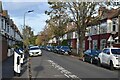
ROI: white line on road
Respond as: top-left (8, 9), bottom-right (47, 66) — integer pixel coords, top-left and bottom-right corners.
top-left (48, 60), bottom-right (81, 79)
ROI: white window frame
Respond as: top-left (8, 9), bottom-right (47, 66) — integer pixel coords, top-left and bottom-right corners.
top-left (100, 39), bottom-right (106, 50)
top-left (93, 40), bottom-right (97, 50)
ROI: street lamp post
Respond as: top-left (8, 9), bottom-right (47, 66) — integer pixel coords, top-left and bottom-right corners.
top-left (23, 10), bottom-right (34, 28)
top-left (87, 36), bottom-right (92, 49)
top-left (23, 10), bottom-right (34, 80)
top-left (23, 10), bottom-right (34, 56)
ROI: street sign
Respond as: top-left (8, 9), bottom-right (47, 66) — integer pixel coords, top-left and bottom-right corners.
top-left (87, 36), bottom-right (92, 41)
top-left (108, 35), bottom-right (115, 42)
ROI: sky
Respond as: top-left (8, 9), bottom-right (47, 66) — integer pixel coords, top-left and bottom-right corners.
top-left (1, 0), bottom-right (120, 35)
top-left (2, 1), bottom-right (50, 35)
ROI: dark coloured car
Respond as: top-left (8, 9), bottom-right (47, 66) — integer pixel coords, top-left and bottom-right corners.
top-left (82, 49), bottom-right (101, 64)
top-left (46, 46), bottom-right (53, 51)
top-left (59, 46), bottom-right (71, 55)
top-left (54, 46), bottom-right (61, 53)
top-left (40, 46), bottom-right (47, 50)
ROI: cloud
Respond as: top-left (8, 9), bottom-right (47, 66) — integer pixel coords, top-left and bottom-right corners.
top-left (2, 0), bottom-right (48, 2)
top-left (2, 2), bottom-right (50, 35)
top-left (11, 13), bottom-right (49, 35)
top-left (2, 2), bottom-right (49, 17)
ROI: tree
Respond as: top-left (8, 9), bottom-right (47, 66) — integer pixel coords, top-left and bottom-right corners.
top-left (66, 2), bottom-right (98, 57)
top-left (22, 25), bottom-right (35, 46)
top-left (36, 26), bottom-right (52, 45)
top-left (45, 2), bottom-right (70, 45)
top-left (46, 2), bottom-right (98, 57)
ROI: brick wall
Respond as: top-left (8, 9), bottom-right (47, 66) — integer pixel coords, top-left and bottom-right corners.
top-left (113, 44), bottom-right (120, 48)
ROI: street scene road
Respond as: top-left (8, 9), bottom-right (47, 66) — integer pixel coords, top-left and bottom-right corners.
top-left (30, 50), bottom-right (119, 79)
top-left (1, 1), bottom-right (120, 80)
top-left (2, 50), bottom-right (120, 79)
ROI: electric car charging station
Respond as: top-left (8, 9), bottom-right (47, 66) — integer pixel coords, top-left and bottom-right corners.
top-left (14, 48), bottom-right (22, 77)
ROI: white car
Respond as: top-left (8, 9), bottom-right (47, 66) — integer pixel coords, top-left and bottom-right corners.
top-left (98, 47), bottom-right (120, 70)
top-left (29, 46), bottom-right (42, 56)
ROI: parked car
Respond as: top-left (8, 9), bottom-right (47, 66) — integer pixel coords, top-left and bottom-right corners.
top-left (98, 48), bottom-right (120, 70)
top-left (54, 46), bottom-right (61, 53)
top-left (29, 46), bottom-right (42, 56)
top-left (39, 45), bottom-right (46, 50)
top-left (39, 46), bottom-right (43, 49)
top-left (46, 46), bottom-right (53, 51)
top-left (59, 46), bottom-right (71, 55)
top-left (82, 49), bottom-right (101, 64)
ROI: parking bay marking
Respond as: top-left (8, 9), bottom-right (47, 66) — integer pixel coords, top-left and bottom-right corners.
top-left (48, 60), bottom-right (81, 79)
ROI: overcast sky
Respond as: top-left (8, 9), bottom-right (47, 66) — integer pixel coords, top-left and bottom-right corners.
top-left (2, 1), bottom-right (50, 35)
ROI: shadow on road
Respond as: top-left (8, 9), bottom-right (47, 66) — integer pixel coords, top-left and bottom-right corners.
top-left (34, 65), bottom-right (44, 78)
top-left (32, 57), bottom-right (44, 79)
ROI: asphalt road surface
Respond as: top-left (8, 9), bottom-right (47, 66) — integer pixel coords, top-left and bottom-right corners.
top-left (30, 50), bottom-right (119, 79)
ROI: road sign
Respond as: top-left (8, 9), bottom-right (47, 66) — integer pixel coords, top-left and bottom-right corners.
top-left (87, 36), bottom-right (92, 41)
top-left (108, 35), bottom-right (115, 42)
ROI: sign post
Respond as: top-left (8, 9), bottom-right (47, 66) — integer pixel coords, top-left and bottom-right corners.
top-left (108, 35), bottom-right (115, 47)
top-left (87, 36), bottom-right (92, 49)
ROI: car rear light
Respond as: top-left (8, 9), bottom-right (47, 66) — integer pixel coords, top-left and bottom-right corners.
top-left (116, 57), bottom-right (118, 59)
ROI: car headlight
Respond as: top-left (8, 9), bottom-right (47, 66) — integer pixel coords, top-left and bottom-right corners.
top-left (29, 52), bottom-right (33, 55)
top-left (95, 57), bottom-right (98, 59)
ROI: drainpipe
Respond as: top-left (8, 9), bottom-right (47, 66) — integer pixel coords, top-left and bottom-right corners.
top-left (118, 15), bottom-right (120, 43)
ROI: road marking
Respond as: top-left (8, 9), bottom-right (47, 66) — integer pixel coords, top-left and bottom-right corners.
top-left (48, 60), bottom-right (81, 79)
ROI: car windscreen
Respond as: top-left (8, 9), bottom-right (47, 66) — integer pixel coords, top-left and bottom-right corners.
top-left (47, 46), bottom-right (52, 48)
top-left (56, 46), bottom-right (61, 49)
top-left (111, 49), bottom-right (120, 55)
top-left (30, 47), bottom-right (40, 50)
top-left (85, 50), bottom-right (100, 55)
top-left (61, 46), bottom-right (69, 49)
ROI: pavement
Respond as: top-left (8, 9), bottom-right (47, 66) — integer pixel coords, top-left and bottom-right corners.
top-left (30, 50), bottom-right (119, 79)
top-left (1, 50), bottom-right (120, 80)
top-left (2, 54), bottom-right (29, 79)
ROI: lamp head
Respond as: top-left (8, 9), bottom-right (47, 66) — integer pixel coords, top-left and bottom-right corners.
top-left (28, 10), bottom-right (34, 13)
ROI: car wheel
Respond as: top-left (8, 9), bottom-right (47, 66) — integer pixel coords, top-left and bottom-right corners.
top-left (110, 61), bottom-right (114, 70)
top-left (97, 58), bottom-right (101, 67)
top-left (65, 52), bottom-right (68, 54)
top-left (90, 58), bottom-right (93, 64)
top-left (82, 57), bottom-right (85, 62)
